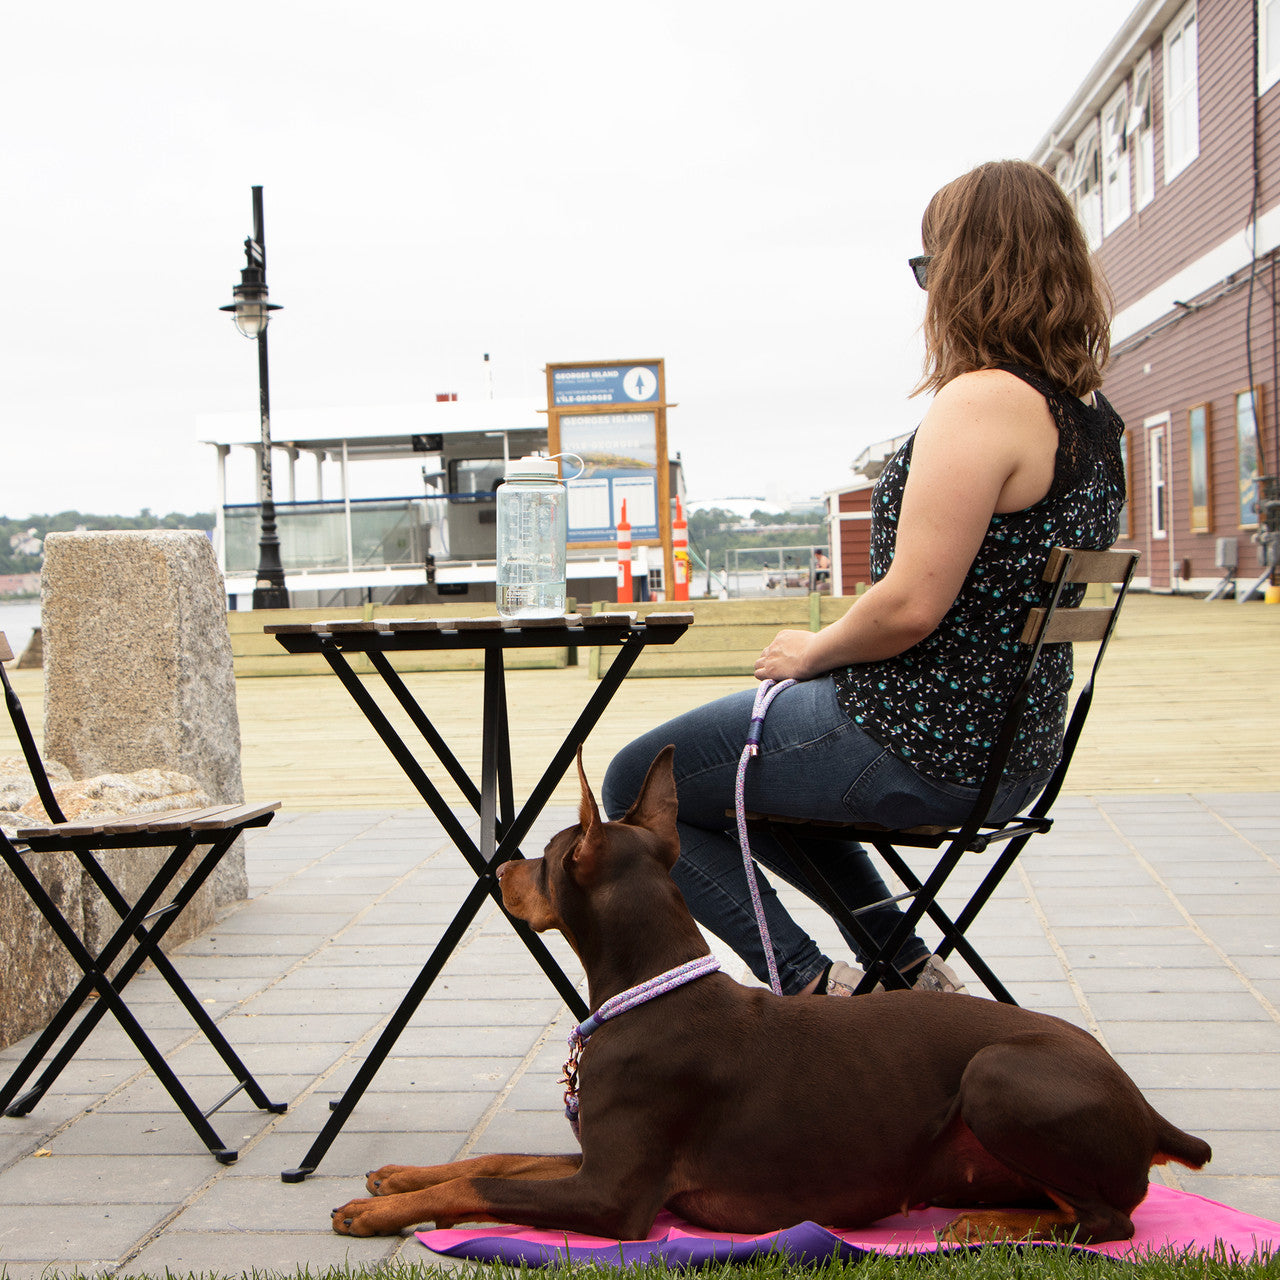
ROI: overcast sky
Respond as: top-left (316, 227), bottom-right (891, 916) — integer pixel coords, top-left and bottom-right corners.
top-left (1, 0), bottom-right (1132, 517)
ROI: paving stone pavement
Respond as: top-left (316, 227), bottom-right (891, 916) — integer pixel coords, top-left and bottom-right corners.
top-left (0, 794), bottom-right (1277, 1277)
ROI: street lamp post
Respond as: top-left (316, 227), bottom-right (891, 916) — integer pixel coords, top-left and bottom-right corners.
top-left (221, 185), bottom-right (288, 610)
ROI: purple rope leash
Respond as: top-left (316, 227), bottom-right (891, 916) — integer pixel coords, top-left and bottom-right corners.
top-left (562, 955), bottom-right (721, 1135)
top-left (734, 677), bottom-right (796, 995)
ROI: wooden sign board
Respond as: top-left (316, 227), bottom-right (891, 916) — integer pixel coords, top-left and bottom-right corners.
top-left (546, 359), bottom-right (673, 590)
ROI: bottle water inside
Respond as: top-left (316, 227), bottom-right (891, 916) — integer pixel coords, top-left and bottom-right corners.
top-left (496, 487), bottom-right (567, 618)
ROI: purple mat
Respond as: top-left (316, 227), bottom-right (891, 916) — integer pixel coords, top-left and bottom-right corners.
top-left (417, 1184), bottom-right (1280, 1267)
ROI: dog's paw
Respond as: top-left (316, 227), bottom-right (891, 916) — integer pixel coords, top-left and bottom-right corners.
top-left (367, 1164), bottom-right (411, 1195)
top-left (366, 1167), bottom-right (450, 1192)
top-left (332, 1196), bottom-right (405, 1237)
top-left (941, 1209), bottom-right (1071, 1244)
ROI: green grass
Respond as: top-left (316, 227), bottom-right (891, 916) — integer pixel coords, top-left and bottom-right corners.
top-left (6, 1241), bottom-right (1277, 1280)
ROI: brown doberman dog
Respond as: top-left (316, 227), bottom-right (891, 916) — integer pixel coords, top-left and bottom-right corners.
top-left (332, 745), bottom-right (1210, 1243)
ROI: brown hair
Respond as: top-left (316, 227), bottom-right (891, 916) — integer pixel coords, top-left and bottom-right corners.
top-left (914, 159), bottom-right (1112, 398)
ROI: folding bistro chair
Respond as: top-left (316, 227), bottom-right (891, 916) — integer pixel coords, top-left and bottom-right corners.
top-left (747, 546), bottom-right (1140, 1004)
top-left (0, 632), bottom-right (286, 1162)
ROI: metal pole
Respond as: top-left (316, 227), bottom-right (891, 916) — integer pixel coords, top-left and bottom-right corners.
top-left (250, 186), bottom-right (288, 610)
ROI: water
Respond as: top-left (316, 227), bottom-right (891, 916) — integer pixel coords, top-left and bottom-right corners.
top-left (496, 575), bottom-right (568, 618)
top-left (496, 484), bottom-right (567, 619)
top-left (0, 598), bottom-right (42, 658)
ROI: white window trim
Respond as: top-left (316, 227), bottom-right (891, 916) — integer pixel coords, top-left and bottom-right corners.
top-left (1129, 53), bottom-right (1156, 210)
top-left (1126, 58), bottom-right (1152, 137)
top-left (1101, 85), bottom-right (1132, 234)
top-left (1068, 122), bottom-right (1103, 249)
top-left (1066, 122), bottom-right (1101, 194)
top-left (1146, 415), bottom-right (1171, 541)
top-left (1163, 1), bottom-right (1200, 183)
top-left (1261, 0), bottom-right (1280, 95)
top-left (1102, 89), bottom-right (1128, 159)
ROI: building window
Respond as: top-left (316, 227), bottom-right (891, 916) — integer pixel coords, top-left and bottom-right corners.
top-left (1188, 403), bottom-right (1212, 532)
top-left (1067, 123), bottom-right (1102, 249)
top-left (1102, 86), bottom-right (1131, 234)
top-left (1164, 2), bottom-right (1199, 181)
top-left (1261, 0), bottom-right (1280, 94)
top-left (1237, 389), bottom-right (1262, 527)
top-left (1119, 430), bottom-right (1134, 539)
top-left (1127, 55), bottom-right (1155, 209)
top-left (1149, 421), bottom-right (1169, 540)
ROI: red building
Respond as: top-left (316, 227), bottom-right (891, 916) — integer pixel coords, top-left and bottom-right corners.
top-left (824, 432), bottom-right (911, 595)
top-left (1032, 0), bottom-right (1280, 596)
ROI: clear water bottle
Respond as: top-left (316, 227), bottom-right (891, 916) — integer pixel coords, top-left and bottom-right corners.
top-left (496, 453), bottom-right (567, 619)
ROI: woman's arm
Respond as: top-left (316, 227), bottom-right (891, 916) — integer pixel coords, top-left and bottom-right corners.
top-left (755, 370), bottom-right (1057, 682)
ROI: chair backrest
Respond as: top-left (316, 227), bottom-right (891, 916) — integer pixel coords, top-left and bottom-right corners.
top-left (0, 631), bottom-right (68, 824)
top-left (961, 546), bottom-right (1140, 836)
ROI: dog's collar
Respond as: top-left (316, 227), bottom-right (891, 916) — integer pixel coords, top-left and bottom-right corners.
top-left (572, 955), bottom-right (722, 1046)
top-left (562, 955), bottom-right (721, 1136)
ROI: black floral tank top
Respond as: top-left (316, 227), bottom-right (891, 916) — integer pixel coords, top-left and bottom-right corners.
top-left (831, 366), bottom-right (1126, 787)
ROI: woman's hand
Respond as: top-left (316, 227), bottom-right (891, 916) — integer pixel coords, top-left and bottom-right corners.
top-left (755, 629), bottom-right (822, 682)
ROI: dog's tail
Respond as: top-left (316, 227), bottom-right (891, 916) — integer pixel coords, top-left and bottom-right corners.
top-left (1150, 1111), bottom-right (1212, 1170)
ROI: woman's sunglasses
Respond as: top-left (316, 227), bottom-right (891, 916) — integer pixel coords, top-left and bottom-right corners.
top-left (908, 255), bottom-right (931, 290)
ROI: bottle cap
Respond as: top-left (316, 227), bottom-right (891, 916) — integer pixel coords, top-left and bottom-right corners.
top-left (504, 453), bottom-right (560, 481)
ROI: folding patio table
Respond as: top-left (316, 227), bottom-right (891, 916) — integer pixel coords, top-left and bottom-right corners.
top-left (265, 610), bottom-right (692, 1180)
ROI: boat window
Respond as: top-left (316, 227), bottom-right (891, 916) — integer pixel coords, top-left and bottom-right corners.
top-left (448, 458), bottom-right (503, 503)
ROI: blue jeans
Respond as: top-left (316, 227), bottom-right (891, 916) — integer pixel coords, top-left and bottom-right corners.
top-left (601, 676), bottom-right (1046, 996)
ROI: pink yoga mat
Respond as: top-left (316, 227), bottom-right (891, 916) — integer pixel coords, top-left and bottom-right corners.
top-left (418, 1184), bottom-right (1280, 1267)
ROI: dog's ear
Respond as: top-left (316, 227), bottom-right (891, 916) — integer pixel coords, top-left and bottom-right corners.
top-left (570, 745), bottom-right (606, 885)
top-left (623, 744), bottom-right (680, 868)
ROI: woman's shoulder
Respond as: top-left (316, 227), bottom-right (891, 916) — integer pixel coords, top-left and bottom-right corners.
top-left (924, 368), bottom-right (1051, 441)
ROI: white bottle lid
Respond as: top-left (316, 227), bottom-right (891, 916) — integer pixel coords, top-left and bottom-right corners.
top-left (505, 453), bottom-right (559, 481)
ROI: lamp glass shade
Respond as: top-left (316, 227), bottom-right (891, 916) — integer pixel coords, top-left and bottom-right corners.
top-left (233, 300), bottom-right (270, 339)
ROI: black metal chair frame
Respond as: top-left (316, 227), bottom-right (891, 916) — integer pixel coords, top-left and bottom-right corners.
top-left (747, 547), bottom-right (1140, 1004)
top-left (1, 634), bottom-right (287, 1162)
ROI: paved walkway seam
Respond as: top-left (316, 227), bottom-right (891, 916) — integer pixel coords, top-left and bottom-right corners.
top-left (1097, 806), bottom-right (1280, 1026)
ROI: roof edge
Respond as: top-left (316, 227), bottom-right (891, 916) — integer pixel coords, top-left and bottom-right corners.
top-left (1029, 0), bottom-right (1190, 163)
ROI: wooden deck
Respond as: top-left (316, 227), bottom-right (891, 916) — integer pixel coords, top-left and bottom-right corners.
top-left (3, 594), bottom-right (1277, 810)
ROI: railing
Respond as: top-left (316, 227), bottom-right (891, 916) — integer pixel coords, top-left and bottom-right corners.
top-left (724, 545), bottom-right (829, 597)
top-left (222, 498), bottom-right (430, 575)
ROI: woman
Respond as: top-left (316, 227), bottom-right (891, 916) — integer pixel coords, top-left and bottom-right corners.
top-left (602, 159), bottom-right (1126, 997)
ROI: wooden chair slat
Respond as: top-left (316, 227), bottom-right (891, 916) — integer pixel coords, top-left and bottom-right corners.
top-left (18, 800), bottom-right (282, 841)
top-left (180, 801), bottom-right (281, 830)
top-left (15, 818), bottom-right (111, 838)
top-left (144, 801), bottom-right (279, 832)
top-left (1019, 606), bottom-right (1114, 645)
top-left (142, 804), bottom-right (241, 831)
top-left (1043, 547), bottom-right (1137, 585)
top-left (71, 806), bottom-right (217, 837)
top-left (20, 805), bottom-right (229, 839)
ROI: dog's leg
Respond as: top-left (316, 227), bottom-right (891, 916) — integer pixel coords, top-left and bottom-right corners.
top-left (942, 1195), bottom-right (1083, 1245)
top-left (335, 1155), bottom-right (666, 1238)
top-left (368, 1153), bottom-right (582, 1196)
top-left (945, 1035), bottom-right (1160, 1243)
